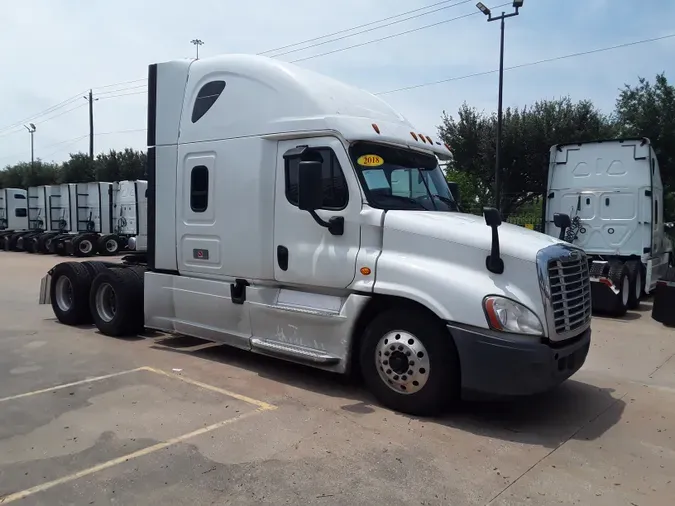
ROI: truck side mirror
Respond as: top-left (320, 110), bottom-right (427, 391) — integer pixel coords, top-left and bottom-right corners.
top-left (483, 207), bottom-right (501, 228)
top-left (297, 159), bottom-right (344, 236)
top-left (483, 207), bottom-right (504, 274)
top-left (297, 160), bottom-right (323, 212)
top-left (554, 212), bottom-right (571, 240)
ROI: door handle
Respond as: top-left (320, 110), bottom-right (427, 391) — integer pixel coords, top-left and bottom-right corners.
top-left (277, 245), bottom-right (289, 271)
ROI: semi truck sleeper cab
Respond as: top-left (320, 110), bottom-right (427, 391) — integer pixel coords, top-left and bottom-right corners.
top-left (39, 54), bottom-right (592, 416)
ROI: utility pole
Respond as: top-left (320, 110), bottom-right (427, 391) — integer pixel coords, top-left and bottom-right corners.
top-left (24, 123), bottom-right (36, 175)
top-left (476, 0), bottom-right (523, 213)
top-left (191, 39), bottom-right (204, 59)
top-left (83, 90), bottom-right (98, 160)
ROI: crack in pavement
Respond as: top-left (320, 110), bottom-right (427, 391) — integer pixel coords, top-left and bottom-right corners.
top-left (649, 351), bottom-right (675, 379)
top-left (485, 391), bottom-right (628, 505)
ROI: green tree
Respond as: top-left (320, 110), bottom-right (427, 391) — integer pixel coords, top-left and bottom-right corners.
top-left (59, 152), bottom-right (95, 183)
top-left (0, 160), bottom-right (60, 188)
top-left (614, 73), bottom-right (674, 210)
top-left (439, 98), bottom-right (616, 218)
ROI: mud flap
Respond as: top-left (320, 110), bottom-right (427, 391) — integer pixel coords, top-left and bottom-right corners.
top-left (590, 277), bottom-right (619, 313)
top-left (39, 274), bottom-right (52, 305)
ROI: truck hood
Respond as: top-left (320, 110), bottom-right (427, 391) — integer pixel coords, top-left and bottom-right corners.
top-left (384, 211), bottom-right (565, 262)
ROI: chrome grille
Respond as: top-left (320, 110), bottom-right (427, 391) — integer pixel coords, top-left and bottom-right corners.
top-left (548, 255), bottom-right (592, 334)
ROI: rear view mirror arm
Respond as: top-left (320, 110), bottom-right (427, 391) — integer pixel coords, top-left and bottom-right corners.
top-left (308, 211), bottom-right (344, 236)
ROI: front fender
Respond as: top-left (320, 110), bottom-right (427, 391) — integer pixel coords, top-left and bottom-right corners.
top-left (373, 243), bottom-right (546, 330)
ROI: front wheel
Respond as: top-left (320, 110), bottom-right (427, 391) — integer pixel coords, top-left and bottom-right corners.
top-left (359, 308), bottom-right (459, 416)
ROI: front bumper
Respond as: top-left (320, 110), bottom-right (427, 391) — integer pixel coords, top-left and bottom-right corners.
top-left (449, 323), bottom-right (591, 399)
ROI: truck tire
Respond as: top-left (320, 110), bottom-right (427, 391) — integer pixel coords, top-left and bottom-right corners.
top-left (7, 234), bottom-right (20, 251)
top-left (625, 260), bottom-right (644, 309)
top-left (55, 239), bottom-right (70, 256)
top-left (359, 308), bottom-right (459, 416)
top-left (97, 234), bottom-right (121, 256)
top-left (73, 235), bottom-right (97, 257)
top-left (25, 237), bottom-right (38, 254)
top-left (82, 260), bottom-right (116, 279)
top-left (90, 267), bottom-right (144, 337)
top-left (49, 262), bottom-right (94, 325)
top-left (40, 234), bottom-right (57, 254)
top-left (608, 262), bottom-right (630, 317)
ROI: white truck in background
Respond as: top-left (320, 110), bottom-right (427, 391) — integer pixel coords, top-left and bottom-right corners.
top-left (0, 187), bottom-right (28, 236)
top-left (39, 54), bottom-right (592, 416)
top-left (544, 138), bottom-right (673, 316)
top-left (2, 185), bottom-right (58, 251)
top-left (112, 179), bottom-right (148, 253)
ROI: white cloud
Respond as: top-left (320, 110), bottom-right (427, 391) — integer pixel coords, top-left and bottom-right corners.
top-left (1, 0), bottom-right (673, 168)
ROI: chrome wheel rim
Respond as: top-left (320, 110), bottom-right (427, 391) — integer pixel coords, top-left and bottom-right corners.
top-left (375, 330), bottom-right (430, 395)
top-left (55, 276), bottom-right (73, 312)
top-left (105, 239), bottom-right (117, 253)
top-left (95, 283), bottom-right (116, 323)
top-left (634, 270), bottom-right (642, 300)
top-left (79, 240), bottom-right (93, 254)
top-left (622, 276), bottom-right (630, 306)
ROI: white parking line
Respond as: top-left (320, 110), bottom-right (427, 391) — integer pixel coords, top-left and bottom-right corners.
top-left (0, 409), bottom-right (268, 504)
top-left (140, 366), bottom-right (276, 410)
top-left (0, 368), bottom-right (146, 403)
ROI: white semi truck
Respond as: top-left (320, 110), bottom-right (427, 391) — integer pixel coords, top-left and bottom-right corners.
top-left (3, 185), bottom-right (57, 251)
top-left (544, 138), bottom-right (673, 316)
top-left (39, 54), bottom-right (592, 415)
top-left (112, 179), bottom-right (148, 253)
top-left (0, 187), bottom-right (28, 236)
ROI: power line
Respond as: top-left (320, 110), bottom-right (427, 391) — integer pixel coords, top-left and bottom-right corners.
top-left (290, 3), bottom-right (510, 63)
top-left (259, 0), bottom-right (465, 56)
top-left (93, 78), bottom-right (147, 91)
top-left (0, 0), bottom-right (490, 127)
top-left (96, 84), bottom-right (147, 96)
top-left (376, 32), bottom-right (675, 95)
top-left (1, 128), bottom-right (146, 164)
top-left (0, 91), bottom-right (87, 136)
top-left (97, 90), bottom-right (147, 101)
top-left (266, 0), bottom-right (472, 58)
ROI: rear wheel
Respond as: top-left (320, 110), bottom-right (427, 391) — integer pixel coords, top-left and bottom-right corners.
top-left (73, 235), bottom-right (97, 257)
top-left (359, 307), bottom-right (459, 416)
top-left (608, 262), bottom-right (630, 317)
top-left (49, 262), bottom-right (94, 325)
top-left (97, 234), bottom-right (121, 256)
top-left (625, 260), bottom-right (644, 309)
top-left (90, 268), bottom-right (144, 336)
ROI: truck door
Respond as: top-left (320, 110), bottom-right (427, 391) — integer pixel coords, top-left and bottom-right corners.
top-left (273, 138), bottom-right (362, 288)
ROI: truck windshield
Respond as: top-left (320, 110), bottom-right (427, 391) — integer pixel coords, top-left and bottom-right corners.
top-left (349, 141), bottom-right (457, 212)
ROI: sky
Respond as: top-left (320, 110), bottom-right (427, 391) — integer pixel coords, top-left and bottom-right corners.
top-left (1, 0), bottom-right (674, 168)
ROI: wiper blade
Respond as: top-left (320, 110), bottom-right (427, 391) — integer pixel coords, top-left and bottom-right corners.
top-left (381, 194), bottom-right (427, 209)
top-left (431, 194), bottom-right (458, 210)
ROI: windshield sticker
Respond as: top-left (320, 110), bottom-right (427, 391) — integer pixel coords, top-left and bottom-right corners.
top-left (357, 155), bottom-right (384, 167)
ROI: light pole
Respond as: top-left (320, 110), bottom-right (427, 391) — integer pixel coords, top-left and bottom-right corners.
top-left (476, 0), bottom-right (523, 213)
top-left (191, 39), bottom-right (204, 59)
top-left (24, 123), bottom-right (36, 173)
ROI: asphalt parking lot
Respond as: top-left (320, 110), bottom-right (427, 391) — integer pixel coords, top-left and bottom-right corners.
top-left (1, 252), bottom-right (674, 506)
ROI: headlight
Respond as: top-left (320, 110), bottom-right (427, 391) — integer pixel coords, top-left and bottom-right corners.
top-left (483, 296), bottom-right (544, 336)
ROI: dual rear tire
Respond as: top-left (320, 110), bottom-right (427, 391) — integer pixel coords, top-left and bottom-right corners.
top-left (49, 261), bottom-right (144, 336)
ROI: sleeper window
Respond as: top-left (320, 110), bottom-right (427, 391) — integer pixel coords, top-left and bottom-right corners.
top-left (285, 148), bottom-right (348, 210)
top-left (191, 81), bottom-right (226, 123)
top-left (190, 165), bottom-right (209, 212)
top-left (15, 208), bottom-right (27, 217)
